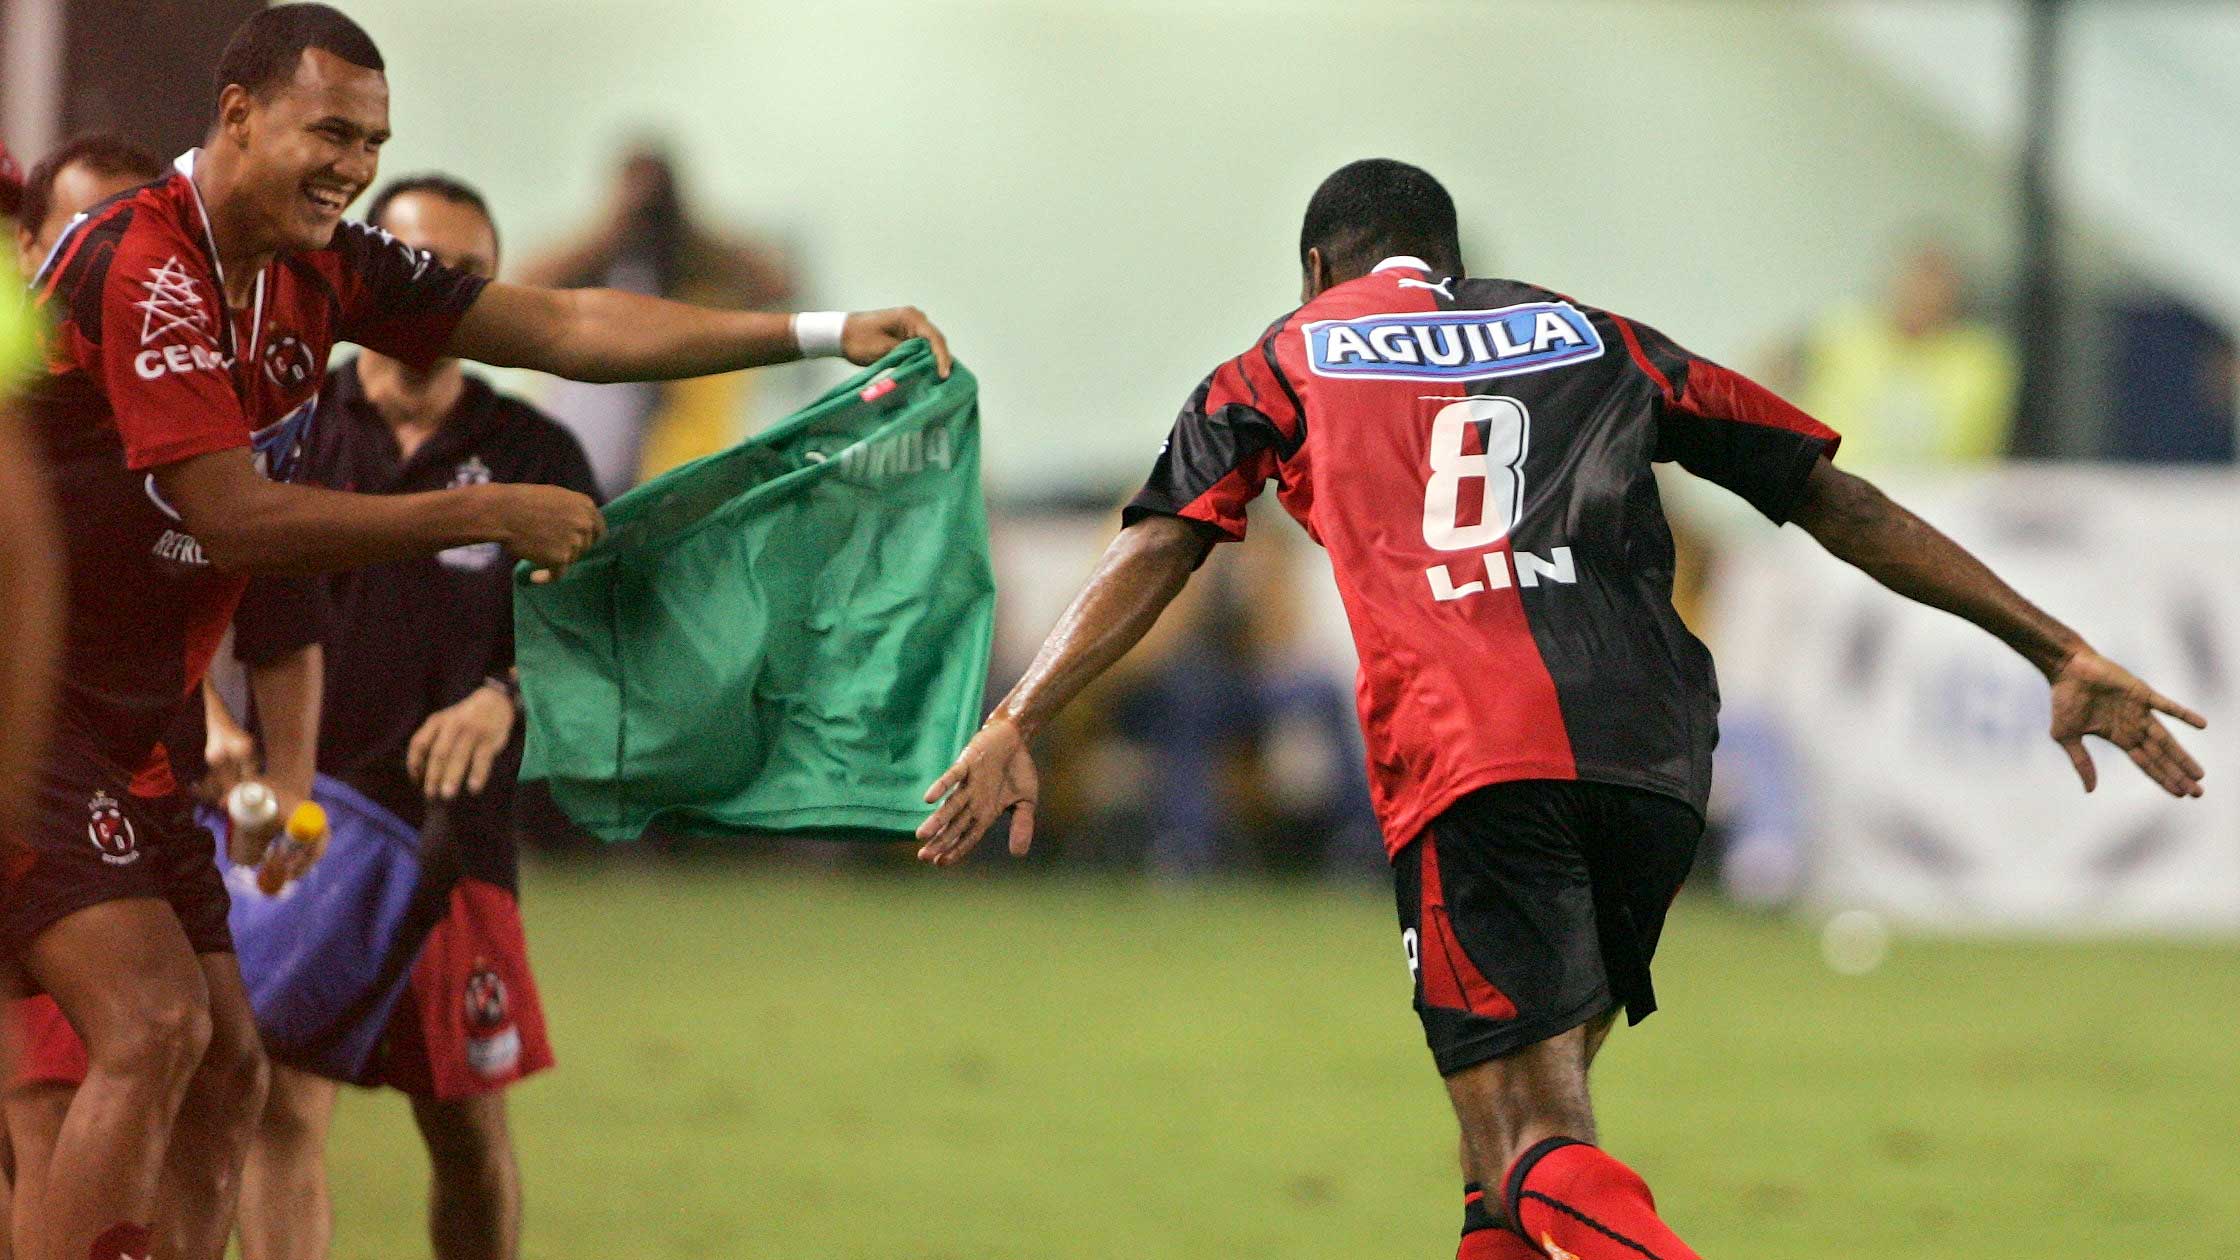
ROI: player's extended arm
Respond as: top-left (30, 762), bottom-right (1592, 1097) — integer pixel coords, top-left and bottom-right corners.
top-left (155, 447), bottom-right (601, 577)
top-left (916, 514), bottom-right (1214, 865)
top-left (247, 645), bottom-right (321, 812)
top-left (1790, 456), bottom-right (2206, 797)
top-left (443, 282), bottom-right (952, 382)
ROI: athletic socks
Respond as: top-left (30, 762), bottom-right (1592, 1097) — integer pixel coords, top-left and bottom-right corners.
top-left (1458, 1182), bottom-right (1541, 1259)
top-left (89, 1222), bottom-right (153, 1260)
top-left (1503, 1138), bottom-right (1701, 1260)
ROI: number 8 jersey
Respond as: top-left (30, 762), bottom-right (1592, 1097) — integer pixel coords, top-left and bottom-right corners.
top-left (1126, 257), bottom-right (1841, 857)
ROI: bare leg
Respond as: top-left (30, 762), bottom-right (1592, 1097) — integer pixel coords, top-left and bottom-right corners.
top-left (23, 899), bottom-right (211, 1260)
top-left (1446, 1011), bottom-right (1698, 1258)
top-left (151, 956), bottom-right (268, 1260)
top-left (237, 1066), bottom-right (337, 1260)
top-left (5, 1085), bottom-right (73, 1260)
top-left (1446, 1021), bottom-right (1602, 1204)
top-left (410, 1093), bottom-right (521, 1260)
top-left (1451, 1010), bottom-right (1619, 1194)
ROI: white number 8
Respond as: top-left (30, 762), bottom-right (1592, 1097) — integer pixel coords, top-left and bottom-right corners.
top-left (1422, 396), bottom-right (1529, 551)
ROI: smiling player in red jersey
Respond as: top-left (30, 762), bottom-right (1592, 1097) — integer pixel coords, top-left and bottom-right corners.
top-left (6, 7), bottom-right (952, 1260)
top-left (916, 159), bottom-right (2205, 1260)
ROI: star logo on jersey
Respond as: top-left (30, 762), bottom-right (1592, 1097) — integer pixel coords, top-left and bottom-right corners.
top-left (134, 255), bottom-right (212, 346)
top-left (86, 790), bottom-right (139, 866)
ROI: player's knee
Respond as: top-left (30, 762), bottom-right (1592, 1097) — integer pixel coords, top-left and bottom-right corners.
top-left (200, 1027), bottom-right (270, 1124)
top-left (87, 990), bottom-right (213, 1089)
top-left (260, 1074), bottom-right (331, 1150)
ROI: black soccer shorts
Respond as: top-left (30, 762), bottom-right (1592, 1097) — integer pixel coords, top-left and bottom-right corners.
top-left (2, 748), bottom-right (234, 963)
top-left (1393, 779), bottom-right (1702, 1076)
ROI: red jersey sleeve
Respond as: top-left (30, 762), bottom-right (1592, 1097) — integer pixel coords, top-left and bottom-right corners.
top-left (69, 219), bottom-right (253, 470)
top-left (1606, 309), bottom-right (1841, 524)
top-left (330, 221), bottom-right (489, 369)
top-left (1124, 318), bottom-right (1306, 543)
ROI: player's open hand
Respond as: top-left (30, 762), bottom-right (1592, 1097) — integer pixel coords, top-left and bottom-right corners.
top-left (2048, 647), bottom-right (2207, 797)
top-left (916, 716), bottom-right (1038, 866)
top-left (842, 306), bottom-right (953, 379)
top-left (407, 683), bottom-right (518, 801)
top-left (499, 484), bottom-right (605, 583)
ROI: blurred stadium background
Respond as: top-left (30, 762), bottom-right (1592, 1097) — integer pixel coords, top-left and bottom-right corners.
top-left (7, 1), bottom-right (2238, 1255)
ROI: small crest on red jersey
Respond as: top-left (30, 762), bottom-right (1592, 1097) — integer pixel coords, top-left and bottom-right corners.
top-left (262, 333), bottom-right (317, 389)
top-left (86, 790), bottom-right (140, 866)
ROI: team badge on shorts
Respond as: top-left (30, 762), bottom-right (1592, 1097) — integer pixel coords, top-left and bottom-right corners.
top-left (462, 962), bottom-right (521, 1080)
top-left (85, 790), bottom-right (139, 866)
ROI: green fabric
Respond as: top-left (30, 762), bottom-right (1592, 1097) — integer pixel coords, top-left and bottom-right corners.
top-left (515, 342), bottom-right (993, 842)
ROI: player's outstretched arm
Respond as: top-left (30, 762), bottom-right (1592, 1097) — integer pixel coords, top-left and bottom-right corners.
top-left (156, 447), bottom-right (602, 577)
top-left (916, 514), bottom-right (1214, 866)
top-left (443, 282), bottom-right (952, 383)
top-left (1790, 456), bottom-right (2206, 797)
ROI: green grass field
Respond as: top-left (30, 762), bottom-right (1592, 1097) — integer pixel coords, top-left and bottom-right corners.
top-left (321, 860), bottom-right (2240, 1259)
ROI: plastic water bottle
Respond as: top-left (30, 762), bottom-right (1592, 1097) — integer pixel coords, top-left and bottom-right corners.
top-left (256, 800), bottom-right (330, 895)
top-left (226, 781), bottom-right (279, 865)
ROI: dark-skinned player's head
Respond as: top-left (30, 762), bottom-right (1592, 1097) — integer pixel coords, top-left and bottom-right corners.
top-left (1298, 159), bottom-right (1463, 301)
top-left (208, 3), bottom-right (389, 254)
top-left (15, 134), bottom-right (163, 276)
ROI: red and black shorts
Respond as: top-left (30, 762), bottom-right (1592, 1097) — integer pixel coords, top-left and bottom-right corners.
top-left (1, 752), bottom-right (233, 966)
top-left (1394, 779), bottom-right (1702, 1077)
top-left (374, 878), bottom-right (554, 1101)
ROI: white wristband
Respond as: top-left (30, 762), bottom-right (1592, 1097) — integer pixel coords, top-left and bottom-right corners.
top-left (791, 310), bottom-right (848, 359)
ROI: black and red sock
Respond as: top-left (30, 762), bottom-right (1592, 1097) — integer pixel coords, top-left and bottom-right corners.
top-left (1458, 1181), bottom-right (1541, 1259)
top-left (1503, 1138), bottom-right (1700, 1260)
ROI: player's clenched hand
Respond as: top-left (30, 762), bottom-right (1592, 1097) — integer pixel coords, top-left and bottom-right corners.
top-left (2048, 647), bottom-right (2207, 797)
top-left (842, 306), bottom-right (953, 379)
top-left (495, 484), bottom-right (604, 583)
top-left (203, 710), bottom-right (260, 804)
top-left (916, 716), bottom-right (1038, 866)
top-left (406, 684), bottom-right (517, 801)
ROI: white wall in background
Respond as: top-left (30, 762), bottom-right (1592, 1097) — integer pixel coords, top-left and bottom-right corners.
top-left (345, 0), bottom-right (2017, 489)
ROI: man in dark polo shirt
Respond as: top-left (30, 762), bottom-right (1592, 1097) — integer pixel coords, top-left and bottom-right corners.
top-left (233, 174), bottom-right (594, 1260)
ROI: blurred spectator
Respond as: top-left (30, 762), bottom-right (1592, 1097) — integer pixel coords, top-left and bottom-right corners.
top-left (1051, 526), bottom-right (1378, 880)
top-left (1790, 239), bottom-right (2017, 467)
top-left (0, 141), bottom-right (22, 222)
top-left (517, 141), bottom-right (795, 496)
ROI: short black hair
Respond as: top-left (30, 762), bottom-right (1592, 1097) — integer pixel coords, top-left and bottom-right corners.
top-left (214, 3), bottom-right (384, 105)
top-left (1299, 158), bottom-right (1462, 279)
top-left (365, 174), bottom-right (500, 252)
top-left (20, 134), bottom-right (164, 238)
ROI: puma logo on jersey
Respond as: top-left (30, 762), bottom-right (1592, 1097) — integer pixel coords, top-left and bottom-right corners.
top-left (1303, 303), bottom-right (1603, 381)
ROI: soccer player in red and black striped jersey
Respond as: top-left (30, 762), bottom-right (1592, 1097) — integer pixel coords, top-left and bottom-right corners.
top-left (917, 159), bottom-right (2206, 1260)
top-left (6, 7), bottom-right (951, 1260)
